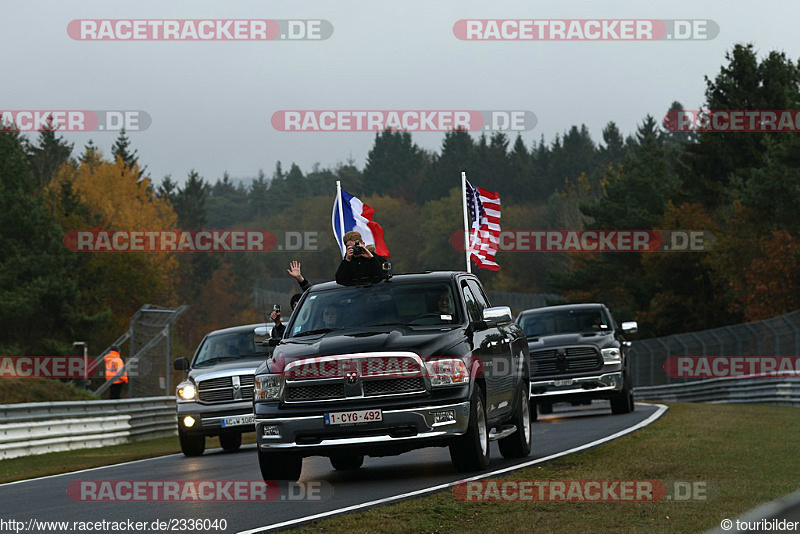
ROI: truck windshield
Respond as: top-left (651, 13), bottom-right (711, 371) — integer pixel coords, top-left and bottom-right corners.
top-left (519, 309), bottom-right (610, 337)
top-left (194, 331), bottom-right (270, 366)
top-left (288, 282), bottom-right (459, 337)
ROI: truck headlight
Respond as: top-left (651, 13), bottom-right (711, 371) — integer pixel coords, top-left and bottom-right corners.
top-left (254, 374), bottom-right (282, 400)
top-left (425, 359), bottom-right (469, 387)
top-left (601, 348), bottom-right (621, 363)
top-left (176, 381), bottom-right (197, 401)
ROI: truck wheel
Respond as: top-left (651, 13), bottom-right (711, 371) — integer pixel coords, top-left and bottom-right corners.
top-left (179, 431), bottom-right (205, 457)
top-left (329, 454), bottom-right (364, 471)
top-left (219, 432), bottom-right (242, 452)
top-left (611, 386), bottom-right (634, 415)
top-left (258, 449), bottom-right (302, 482)
top-left (538, 402), bottom-right (553, 415)
top-left (449, 384), bottom-right (490, 472)
top-left (499, 386), bottom-right (532, 458)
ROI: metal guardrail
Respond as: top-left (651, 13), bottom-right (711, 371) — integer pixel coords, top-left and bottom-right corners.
top-left (0, 397), bottom-right (177, 460)
top-left (634, 373), bottom-right (800, 406)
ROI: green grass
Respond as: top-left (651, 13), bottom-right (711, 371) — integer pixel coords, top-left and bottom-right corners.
top-left (291, 403), bottom-right (799, 533)
top-left (0, 377), bottom-right (98, 403)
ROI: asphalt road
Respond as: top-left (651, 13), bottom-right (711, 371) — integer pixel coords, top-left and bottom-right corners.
top-left (0, 402), bottom-right (665, 534)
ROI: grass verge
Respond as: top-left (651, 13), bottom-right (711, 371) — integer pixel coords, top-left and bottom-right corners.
top-left (292, 403), bottom-right (799, 533)
top-left (0, 378), bottom-right (98, 403)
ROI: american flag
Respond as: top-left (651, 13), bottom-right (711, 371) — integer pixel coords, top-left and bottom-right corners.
top-left (465, 179), bottom-right (501, 271)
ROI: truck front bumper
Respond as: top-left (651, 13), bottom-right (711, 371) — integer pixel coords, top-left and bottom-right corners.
top-left (255, 400), bottom-right (470, 452)
top-left (529, 371), bottom-right (624, 398)
top-left (176, 400), bottom-right (254, 436)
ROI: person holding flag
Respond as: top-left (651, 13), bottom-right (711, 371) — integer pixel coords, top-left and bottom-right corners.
top-left (332, 182), bottom-right (390, 285)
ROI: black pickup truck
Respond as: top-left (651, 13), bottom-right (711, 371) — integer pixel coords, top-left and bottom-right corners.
top-left (252, 272), bottom-right (531, 481)
top-left (517, 303), bottom-right (638, 417)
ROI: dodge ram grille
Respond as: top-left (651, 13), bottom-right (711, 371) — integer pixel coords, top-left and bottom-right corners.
top-left (530, 346), bottom-right (603, 376)
top-left (197, 374), bottom-right (254, 403)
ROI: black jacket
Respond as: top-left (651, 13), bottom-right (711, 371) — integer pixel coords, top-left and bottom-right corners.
top-left (335, 254), bottom-right (386, 285)
top-left (271, 322), bottom-right (286, 339)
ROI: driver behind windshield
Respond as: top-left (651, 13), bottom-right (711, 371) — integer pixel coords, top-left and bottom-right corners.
top-left (322, 305), bottom-right (339, 328)
top-left (438, 291), bottom-right (455, 320)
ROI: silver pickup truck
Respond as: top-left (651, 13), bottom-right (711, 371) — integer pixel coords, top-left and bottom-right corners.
top-left (173, 323), bottom-right (272, 456)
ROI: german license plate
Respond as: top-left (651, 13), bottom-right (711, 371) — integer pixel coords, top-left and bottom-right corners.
top-left (554, 379), bottom-right (574, 387)
top-left (324, 409), bottom-right (382, 425)
top-left (221, 415), bottom-right (254, 427)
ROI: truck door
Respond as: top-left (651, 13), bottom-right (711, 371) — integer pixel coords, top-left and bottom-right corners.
top-left (466, 279), bottom-right (515, 419)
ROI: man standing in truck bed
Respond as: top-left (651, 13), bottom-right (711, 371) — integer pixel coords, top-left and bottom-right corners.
top-left (335, 231), bottom-right (386, 285)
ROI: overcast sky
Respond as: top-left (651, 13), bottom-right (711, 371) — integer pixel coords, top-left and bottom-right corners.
top-left (6, 0), bottom-right (799, 186)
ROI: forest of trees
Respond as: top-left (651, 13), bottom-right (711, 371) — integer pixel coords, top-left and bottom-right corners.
top-left (2, 43), bottom-right (800, 358)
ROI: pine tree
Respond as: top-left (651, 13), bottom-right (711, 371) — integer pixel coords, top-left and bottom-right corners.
top-left (111, 128), bottom-right (147, 179)
top-left (26, 116), bottom-right (74, 190)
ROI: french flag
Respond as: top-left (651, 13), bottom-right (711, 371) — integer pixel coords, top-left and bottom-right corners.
top-left (332, 184), bottom-right (390, 258)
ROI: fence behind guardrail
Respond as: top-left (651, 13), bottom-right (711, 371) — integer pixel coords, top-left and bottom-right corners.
top-left (632, 310), bottom-right (800, 387)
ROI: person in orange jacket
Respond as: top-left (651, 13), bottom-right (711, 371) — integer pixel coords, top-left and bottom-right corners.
top-left (104, 345), bottom-right (128, 399)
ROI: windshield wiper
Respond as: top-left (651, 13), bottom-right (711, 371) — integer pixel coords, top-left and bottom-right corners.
top-left (292, 328), bottom-right (338, 338)
top-left (195, 356), bottom-right (239, 366)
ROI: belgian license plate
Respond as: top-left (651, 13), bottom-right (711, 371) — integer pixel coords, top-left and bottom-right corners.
top-left (325, 409), bottom-right (382, 425)
top-left (221, 415), bottom-right (254, 427)
top-left (554, 379), bottom-right (574, 387)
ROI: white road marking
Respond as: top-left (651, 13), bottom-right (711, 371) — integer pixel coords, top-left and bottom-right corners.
top-left (237, 403), bottom-right (669, 533)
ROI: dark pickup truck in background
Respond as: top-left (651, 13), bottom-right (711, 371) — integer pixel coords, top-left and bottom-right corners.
top-left (516, 303), bottom-right (638, 417)
top-left (252, 271), bottom-right (531, 481)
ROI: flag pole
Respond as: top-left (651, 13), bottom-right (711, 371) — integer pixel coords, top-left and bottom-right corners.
top-left (335, 181), bottom-right (346, 257)
top-left (461, 172), bottom-right (471, 273)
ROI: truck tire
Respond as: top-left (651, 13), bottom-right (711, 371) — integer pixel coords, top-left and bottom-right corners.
top-left (449, 384), bottom-right (490, 472)
top-left (219, 432), bottom-right (242, 452)
top-left (179, 431), bottom-right (205, 457)
top-left (329, 454), bottom-right (364, 471)
top-left (499, 386), bottom-right (532, 458)
top-left (610, 386), bottom-right (635, 414)
top-left (258, 449), bottom-right (302, 482)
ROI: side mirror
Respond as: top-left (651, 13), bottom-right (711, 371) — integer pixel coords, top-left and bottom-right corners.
top-left (254, 325), bottom-right (271, 345)
top-left (621, 321), bottom-right (638, 334)
top-left (482, 306), bottom-right (513, 326)
top-left (173, 357), bottom-right (189, 371)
